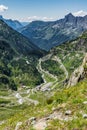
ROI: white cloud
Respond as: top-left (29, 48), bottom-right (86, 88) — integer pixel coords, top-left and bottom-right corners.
top-left (73, 10), bottom-right (87, 17)
top-left (0, 5), bottom-right (8, 12)
top-left (27, 16), bottom-right (54, 22)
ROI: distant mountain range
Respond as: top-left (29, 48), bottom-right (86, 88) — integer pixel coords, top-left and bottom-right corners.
top-left (1, 13), bottom-right (87, 51)
top-left (19, 13), bottom-right (87, 50)
top-left (0, 15), bottom-right (29, 30)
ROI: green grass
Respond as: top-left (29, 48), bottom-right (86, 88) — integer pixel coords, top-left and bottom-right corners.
top-left (0, 79), bottom-right (87, 129)
top-left (0, 31), bottom-right (87, 130)
top-left (41, 60), bottom-right (65, 81)
top-left (43, 72), bottom-right (55, 82)
top-left (62, 52), bottom-right (84, 76)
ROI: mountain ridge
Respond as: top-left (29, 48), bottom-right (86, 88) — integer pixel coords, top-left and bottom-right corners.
top-left (0, 19), bottom-right (43, 55)
top-left (0, 15), bottom-right (28, 30)
top-left (19, 13), bottom-right (87, 50)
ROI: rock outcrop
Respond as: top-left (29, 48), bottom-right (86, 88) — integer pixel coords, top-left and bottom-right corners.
top-left (68, 53), bottom-right (87, 87)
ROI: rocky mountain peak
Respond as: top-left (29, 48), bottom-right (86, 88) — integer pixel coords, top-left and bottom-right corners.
top-left (65, 13), bottom-right (75, 22)
top-left (65, 13), bottom-right (75, 18)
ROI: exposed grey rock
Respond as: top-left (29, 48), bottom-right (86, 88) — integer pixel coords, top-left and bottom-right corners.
top-left (28, 99), bottom-right (39, 106)
top-left (65, 110), bottom-right (72, 115)
top-left (29, 117), bottom-right (36, 122)
top-left (33, 119), bottom-right (47, 130)
top-left (0, 121), bottom-right (5, 125)
top-left (15, 122), bottom-right (22, 130)
top-left (31, 120), bottom-right (36, 125)
top-left (83, 101), bottom-right (87, 104)
top-left (68, 53), bottom-right (87, 87)
top-left (41, 82), bottom-right (52, 92)
top-left (83, 114), bottom-right (87, 118)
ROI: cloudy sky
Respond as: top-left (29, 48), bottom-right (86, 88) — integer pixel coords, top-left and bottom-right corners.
top-left (0, 0), bottom-right (87, 22)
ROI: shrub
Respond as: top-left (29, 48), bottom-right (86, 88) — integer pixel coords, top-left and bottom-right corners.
top-left (46, 98), bottom-right (53, 105)
top-left (9, 79), bottom-right (17, 91)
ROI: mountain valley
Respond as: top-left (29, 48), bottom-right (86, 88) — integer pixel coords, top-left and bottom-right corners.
top-left (0, 20), bottom-right (44, 91)
top-left (0, 17), bottom-right (87, 129)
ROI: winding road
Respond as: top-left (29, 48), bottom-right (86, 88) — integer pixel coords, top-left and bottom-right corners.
top-left (36, 53), bottom-right (68, 91)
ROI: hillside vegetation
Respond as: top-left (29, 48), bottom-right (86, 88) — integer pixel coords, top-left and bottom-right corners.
top-left (0, 20), bottom-right (44, 90)
top-left (0, 30), bottom-right (87, 130)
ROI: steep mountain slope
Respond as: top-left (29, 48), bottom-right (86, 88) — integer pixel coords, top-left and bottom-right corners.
top-left (0, 20), bottom-right (43, 90)
top-left (0, 15), bottom-right (23, 30)
top-left (41, 31), bottom-right (87, 88)
top-left (19, 13), bottom-right (87, 50)
top-left (0, 20), bottom-right (42, 55)
top-left (21, 22), bottom-right (29, 26)
top-left (0, 32), bottom-right (87, 129)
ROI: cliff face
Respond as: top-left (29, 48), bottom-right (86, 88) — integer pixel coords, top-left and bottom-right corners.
top-left (68, 53), bottom-right (87, 87)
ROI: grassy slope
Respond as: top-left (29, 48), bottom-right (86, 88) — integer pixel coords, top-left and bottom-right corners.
top-left (41, 60), bottom-right (65, 81)
top-left (0, 79), bottom-right (87, 130)
top-left (41, 31), bottom-right (87, 81)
